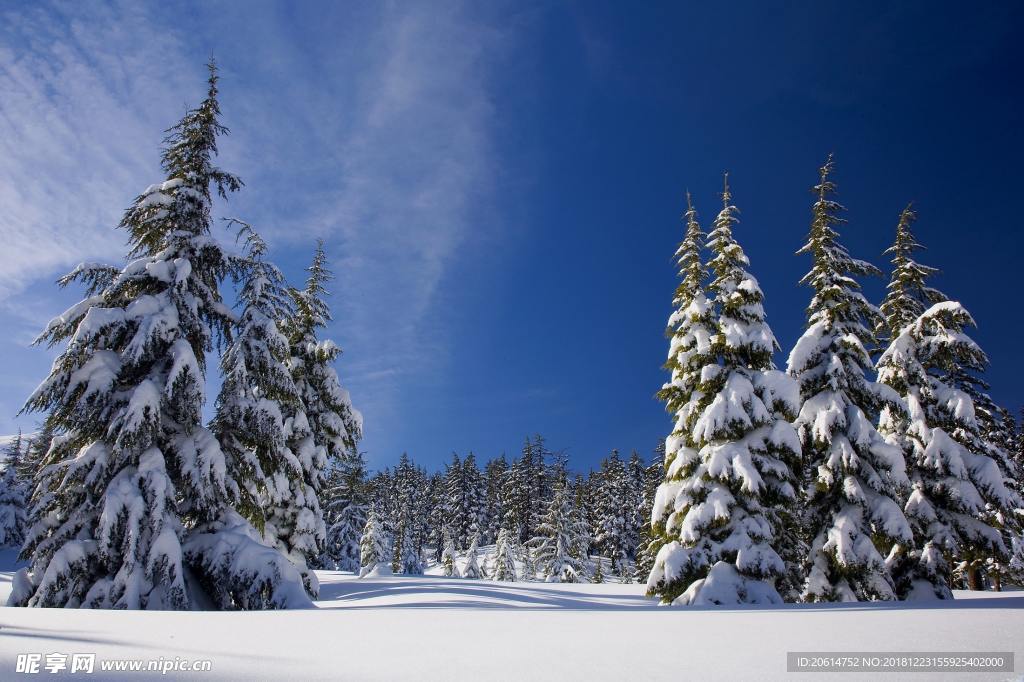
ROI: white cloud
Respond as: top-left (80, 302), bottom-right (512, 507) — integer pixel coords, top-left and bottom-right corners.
top-left (0, 1), bottom-right (200, 299)
top-left (0, 1), bottom-right (508, 453)
top-left (217, 2), bottom-right (505, 443)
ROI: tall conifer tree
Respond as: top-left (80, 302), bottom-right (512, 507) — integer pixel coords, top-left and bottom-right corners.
top-left (875, 216), bottom-right (1020, 597)
top-left (648, 177), bottom-right (801, 605)
top-left (877, 205), bottom-right (945, 343)
top-left (0, 434), bottom-right (28, 548)
top-left (12, 64), bottom-right (241, 609)
top-left (272, 242), bottom-right (363, 596)
top-left (788, 156), bottom-right (911, 602)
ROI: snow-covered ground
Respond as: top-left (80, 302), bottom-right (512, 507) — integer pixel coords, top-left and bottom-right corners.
top-left (1, 549), bottom-right (1022, 681)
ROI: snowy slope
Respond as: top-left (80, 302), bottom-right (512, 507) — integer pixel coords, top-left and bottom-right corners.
top-left (0, 552), bottom-right (1022, 681)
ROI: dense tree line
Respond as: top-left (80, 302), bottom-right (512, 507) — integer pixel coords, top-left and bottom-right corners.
top-left (345, 437), bottom-right (663, 582)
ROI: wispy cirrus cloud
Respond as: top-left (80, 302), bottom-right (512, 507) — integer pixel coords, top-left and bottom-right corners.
top-left (289, 3), bottom-right (503, 437)
top-left (0, 1), bottom-right (196, 298)
top-left (0, 1), bottom-right (510, 457)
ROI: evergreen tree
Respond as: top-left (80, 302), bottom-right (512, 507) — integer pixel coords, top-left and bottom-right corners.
top-left (877, 204), bottom-right (945, 343)
top-left (520, 541), bottom-right (537, 581)
top-left (529, 477), bottom-right (585, 583)
top-left (591, 557), bottom-right (605, 583)
top-left (502, 438), bottom-right (547, 543)
top-left (462, 532), bottom-right (483, 579)
top-left (594, 450), bottom-right (630, 573)
top-left (462, 453), bottom-right (487, 542)
top-left (358, 508), bottom-right (391, 577)
top-left (648, 176), bottom-right (801, 605)
top-left (212, 222), bottom-right (297, 527)
top-left (569, 474), bottom-right (593, 570)
top-left (532, 436), bottom-right (556, 532)
top-left (198, 221), bottom-right (318, 607)
top-left (426, 473), bottom-right (446, 562)
top-left (0, 434), bottom-right (28, 549)
top-left (646, 190), bottom-right (715, 595)
top-left (483, 455), bottom-right (508, 543)
top-left (491, 527), bottom-right (517, 581)
top-left (8, 64), bottom-right (309, 610)
top-left (879, 302), bottom-right (1020, 597)
top-left (974, 403), bottom-right (1024, 589)
top-left (274, 242), bottom-right (363, 596)
top-left (322, 450), bottom-right (368, 572)
top-left (634, 446), bottom-right (664, 580)
top-left (441, 527), bottom-right (460, 577)
top-left (390, 454), bottom-right (424, 574)
top-left (398, 522), bottom-right (423, 575)
top-left (788, 156), bottom-right (911, 602)
top-left (625, 450), bottom-right (646, 561)
top-left (443, 453), bottom-right (468, 549)
top-left (18, 422), bottom-right (55, 487)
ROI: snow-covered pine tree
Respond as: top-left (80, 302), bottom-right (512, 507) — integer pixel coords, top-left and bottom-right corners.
top-left (595, 450), bottom-right (630, 574)
top-left (646, 191), bottom-right (714, 598)
top-left (876, 204), bottom-right (945, 345)
top-left (358, 508), bottom-right (392, 577)
top-left (531, 436), bottom-right (555, 533)
top-left (463, 453), bottom-right (487, 542)
top-left (1012, 411), bottom-right (1024, 586)
top-left (368, 469), bottom-right (392, 524)
top-left (322, 450), bottom-right (368, 572)
top-left (591, 557), bottom-right (605, 584)
top-left (952, 395), bottom-right (1021, 590)
top-left (648, 177), bottom-right (802, 606)
top-left (634, 446), bottom-right (664, 581)
top-left (491, 527), bottom-right (517, 581)
top-left (172, 219), bottom-right (310, 610)
top-left (0, 434), bottom-right (28, 549)
top-left (462, 532), bottom-right (483, 579)
top-left (272, 241), bottom-right (362, 596)
top-left (516, 534), bottom-right (536, 581)
top-left (569, 473), bottom-right (594, 572)
top-left (8, 63), bottom-right (309, 610)
top-left (211, 221), bottom-right (297, 526)
top-left (443, 453), bottom-right (467, 549)
top-left (441, 527), bottom-right (460, 577)
top-left (788, 156), bottom-right (911, 603)
top-left (413, 465), bottom-right (433, 560)
top-left (389, 454), bottom-right (424, 574)
top-left (398, 522), bottom-right (423, 575)
top-left (502, 438), bottom-right (546, 544)
top-left (3, 431), bottom-right (23, 467)
top-left (425, 472), bottom-right (446, 562)
top-left (1017, 408), bottom-right (1024, 493)
top-left (578, 470), bottom-right (599, 548)
top-left (529, 477), bottom-right (585, 583)
top-left (879, 301), bottom-right (1020, 597)
top-left (625, 450), bottom-right (646, 562)
top-left (483, 455), bottom-right (508, 544)
top-left (18, 422), bottom-right (54, 487)
top-left (503, 441), bottom-right (530, 543)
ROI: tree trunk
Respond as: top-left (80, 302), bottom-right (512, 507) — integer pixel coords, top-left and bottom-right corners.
top-left (993, 571), bottom-right (1001, 592)
top-left (966, 565), bottom-right (982, 591)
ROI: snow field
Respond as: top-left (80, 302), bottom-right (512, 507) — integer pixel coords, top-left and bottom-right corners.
top-left (2, 550), bottom-right (1022, 681)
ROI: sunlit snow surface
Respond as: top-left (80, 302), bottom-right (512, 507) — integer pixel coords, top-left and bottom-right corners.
top-left (1, 547), bottom-right (1022, 681)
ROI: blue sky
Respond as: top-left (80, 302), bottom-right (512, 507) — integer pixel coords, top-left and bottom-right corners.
top-left (1, 1), bottom-right (1021, 473)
